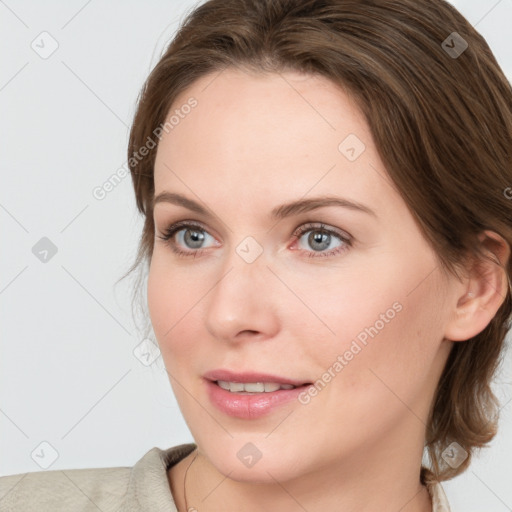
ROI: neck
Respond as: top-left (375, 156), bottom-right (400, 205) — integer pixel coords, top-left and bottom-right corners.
top-left (169, 439), bottom-right (433, 512)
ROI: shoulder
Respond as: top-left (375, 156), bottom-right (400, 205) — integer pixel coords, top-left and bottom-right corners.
top-left (0, 443), bottom-right (197, 512)
top-left (0, 464), bottom-right (131, 512)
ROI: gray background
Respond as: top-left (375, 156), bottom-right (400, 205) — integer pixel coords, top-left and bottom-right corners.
top-left (1, 1), bottom-right (511, 510)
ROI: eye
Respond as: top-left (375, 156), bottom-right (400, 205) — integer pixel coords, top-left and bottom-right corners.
top-left (156, 221), bottom-right (217, 257)
top-left (291, 223), bottom-right (352, 258)
top-left (156, 220), bottom-right (352, 259)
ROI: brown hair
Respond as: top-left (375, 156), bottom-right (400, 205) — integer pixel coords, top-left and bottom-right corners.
top-left (123, 0), bottom-right (512, 483)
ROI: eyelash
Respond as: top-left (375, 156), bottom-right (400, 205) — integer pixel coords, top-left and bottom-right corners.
top-left (156, 220), bottom-right (352, 259)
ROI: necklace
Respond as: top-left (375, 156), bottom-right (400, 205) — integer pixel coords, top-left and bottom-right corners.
top-left (183, 448), bottom-right (199, 512)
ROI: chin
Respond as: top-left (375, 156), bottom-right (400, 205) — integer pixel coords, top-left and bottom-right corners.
top-left (195, 436), bottom-right (308, 484)
top-left (212, 456), bottom-right (297, 484)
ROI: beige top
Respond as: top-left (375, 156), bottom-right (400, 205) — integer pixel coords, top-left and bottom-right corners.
top-left (0, 443), bottom-right (451, 511)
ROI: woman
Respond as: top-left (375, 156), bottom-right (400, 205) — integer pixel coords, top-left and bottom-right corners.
top-left (1, 0), bottom-right (511, 510)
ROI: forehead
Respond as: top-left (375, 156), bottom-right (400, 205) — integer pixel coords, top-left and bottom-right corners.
top-left (153, 68), bottom-right (394, 214)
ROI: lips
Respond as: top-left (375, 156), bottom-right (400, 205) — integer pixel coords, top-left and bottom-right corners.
top-left (203, 369), bottom-right (313, 419)
top-left (203, 369), bottom-right (310, 388)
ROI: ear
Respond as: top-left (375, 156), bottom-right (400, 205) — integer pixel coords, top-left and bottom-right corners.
top-left (444, 230), bottom-right (511, 342)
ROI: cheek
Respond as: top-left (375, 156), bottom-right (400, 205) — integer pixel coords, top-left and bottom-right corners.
top-left (303, 284), bottom-right (447, 453)
top-left (147, 253), bottom-right (191, 330)
top-left (147, 257), bottom-right (189, 349)
top-left (147, 259), bottom-right (170, 338)
top-left (324, 272), bottom-right (447, 408)
top-left (147, 256), bottom-right (207, 365)
top-left (312, 253), bottom-right (447, 384)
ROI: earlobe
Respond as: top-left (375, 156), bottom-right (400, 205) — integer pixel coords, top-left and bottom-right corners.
top-left (444, 230), bottom-right (511, 342)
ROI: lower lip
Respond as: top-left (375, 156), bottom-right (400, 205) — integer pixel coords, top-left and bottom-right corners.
top-left (205, 379), bottom-right (311, 419)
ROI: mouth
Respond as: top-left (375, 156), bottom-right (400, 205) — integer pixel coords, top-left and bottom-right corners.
top-left (202, 370), bottom-right (313, 418)
top-left (203, 369), bottom-right (312, 393)
top-left (214, 380), bottom-right (310, 393)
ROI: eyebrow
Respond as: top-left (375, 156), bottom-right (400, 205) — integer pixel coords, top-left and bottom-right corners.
top-left (153, 191), bottom-right (377, 220)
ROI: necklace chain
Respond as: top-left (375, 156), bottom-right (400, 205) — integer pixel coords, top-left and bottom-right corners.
top-left (183, 448), bottom-right (199, 512)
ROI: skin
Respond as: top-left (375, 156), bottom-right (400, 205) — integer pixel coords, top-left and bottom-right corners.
top-left (147, 68), bottom-right (510, 512)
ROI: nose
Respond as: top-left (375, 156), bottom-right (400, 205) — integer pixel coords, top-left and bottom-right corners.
top-left (203, 242), bottom-right (280, 343)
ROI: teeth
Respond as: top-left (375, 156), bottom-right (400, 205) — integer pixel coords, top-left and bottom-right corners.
top-left (228, 382), bottom-right (245, 392)
top-left (245, 382), bottom-right (265, 392)
top-left (217, 381), bottom-right (297, 393)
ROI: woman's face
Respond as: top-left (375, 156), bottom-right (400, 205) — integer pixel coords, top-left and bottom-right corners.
top-left (148, 68), bottom-right (457, 482)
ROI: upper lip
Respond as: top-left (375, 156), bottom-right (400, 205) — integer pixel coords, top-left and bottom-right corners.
top-left (203, 369), bottom-right (311, 387)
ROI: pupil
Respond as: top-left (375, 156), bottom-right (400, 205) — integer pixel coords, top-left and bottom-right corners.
top-left (186, 229), bottom-right (204, 248)
top-left (310, 231), bottom-right (330, 251)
